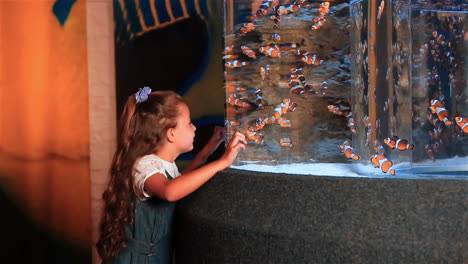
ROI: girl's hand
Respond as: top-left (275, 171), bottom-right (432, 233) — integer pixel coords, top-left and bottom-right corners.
top-left (220, 131), bottom-right (247, 167)
top-left (203, 126), bottom-right (226, 156)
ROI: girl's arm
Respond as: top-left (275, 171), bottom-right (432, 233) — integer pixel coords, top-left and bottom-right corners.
top-left (144, 132), bottom-right (246, 201)
top-left (181, 126), bottom-right (225, 174)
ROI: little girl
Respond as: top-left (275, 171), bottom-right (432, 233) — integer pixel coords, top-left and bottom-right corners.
top-left (96, 87), bottom-right (246, 263)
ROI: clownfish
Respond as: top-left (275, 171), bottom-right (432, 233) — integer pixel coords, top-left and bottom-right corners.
top-left (239, 23), bottom-right (256, 33)
top-left (223, 54), bottom-right (238, 60)
top-left (290, 67), bottom-right (303, 75)
top-left (241, 46), bottom-right (257, 59)
top-left (311, 19), bottom-right (326, 30)
top-left (246, 130), bottom-right (262, 141)
top-left (270, 33), bottom-right (281, 42)
top-left (280, 138), bottom-right (293, 148)
top-left (339, 140), bottom-right (360, 160)
top-left (320, 81), bottom-right (328, 94)
top-left (288, 79), bottom-right (301, 87)
top-left (384, 136), bottom-right (414, 151)
top-left (225, 60), bottom-right (250, 68)
top-left (225, 120), bottom-right (240, 133)
top-left (347, 117), bottom-right (357, 134)
top-left (260, 45), bottom-right (281, 57)
top-left (249, 118), bottom-right (266, 132)
top-left (295, 49), bottom-right (309, 56)
top-left (319, 2), bottom-right (330, 12)
top-left (316, 2), bottom-right (330, 20)
top-left (274, 5), bottom-right (298, 16)
top-left (270, 13), bottom-right (281, 29)
top-left (260, 64), bottom-right (270, 80)
top-left (455, 117), bottom-right (468, 133)
top-left (290, 84), bottom-right (305, 95)
top-left (377, 0), bottom-right (385, 23)
top-left (278, 43), bottom-right (300, 51)
top-left (429, 99), bottom-right (452, 125)
top-left (255, 89), bottom-right (264, 110)
top-left (265, 116), bottom-right (277, 125)
top-left (327, 105), bottom-right (342, 115)
top-left (225, 86), bottom-right (247, 93)
top-left (302, 54), bottom-right (323, 65)
top-left (272, 98), bottom-right (295, 120)
top-left (370, 154), bottom-right (395, 175)
top-left (278, 118), bottom-right (292, 128)
top-left (432, 31), bottom-right (447, 46)
top-left (226, 93), bottom-right (249, 107)
top-left (223, 45), bottom-right (234, 55)
top-left (227, 120), bottom-right (240, 126)
top-left (425, 144), bottom-right (436, 161)
top-left (373, 140), bottom-right (386, 155)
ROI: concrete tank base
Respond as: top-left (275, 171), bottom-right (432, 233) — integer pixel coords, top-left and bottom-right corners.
top-left (175, 168), bottom-right (468, 263)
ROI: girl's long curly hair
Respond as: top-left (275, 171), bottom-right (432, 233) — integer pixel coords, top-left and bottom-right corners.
top-left (96, 90), bottom-right (185, 262)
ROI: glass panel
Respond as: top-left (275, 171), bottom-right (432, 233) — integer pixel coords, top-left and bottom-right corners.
top-left (410, 0), bottom-right (468, 175)
top-left (224, 0), bottom-right (353, 170)
top-left (351, 0), bottom-right (467, 176)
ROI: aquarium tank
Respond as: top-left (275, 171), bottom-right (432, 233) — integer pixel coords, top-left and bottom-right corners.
top-left (350, 0), bottom-right (467, 176)
top-left (223, 0), bottom-right (467, 177)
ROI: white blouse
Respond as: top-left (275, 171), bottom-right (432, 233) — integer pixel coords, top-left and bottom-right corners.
top-left (133, 154), bottom-right (181, 201)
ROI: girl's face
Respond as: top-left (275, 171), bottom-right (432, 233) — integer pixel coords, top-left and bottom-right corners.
top-left (172, 103), bottom-right (196, 153)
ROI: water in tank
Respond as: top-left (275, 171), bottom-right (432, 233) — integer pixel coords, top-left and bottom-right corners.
top-left (223, 0), bottom-right (355, 175)
top-left (350, 0), bottom-right (467, 177)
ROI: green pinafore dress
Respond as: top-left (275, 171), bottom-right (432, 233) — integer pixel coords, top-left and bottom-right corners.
top-left (107, 154), bottom-right (180, 264)
top-left (107, 197), bottom-right (176, 264)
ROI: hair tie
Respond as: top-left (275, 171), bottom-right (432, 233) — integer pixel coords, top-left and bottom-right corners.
top-left (135, 86), bottom-right (152, 103)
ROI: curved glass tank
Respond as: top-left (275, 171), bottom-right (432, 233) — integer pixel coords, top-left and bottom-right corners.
top-left (223, 0), bottom-right (467, 177)
top-left (350, 0), bottom-right (467, 177)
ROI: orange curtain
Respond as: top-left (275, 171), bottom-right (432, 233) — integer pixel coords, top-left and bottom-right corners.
top-left (0, 0), bottom-right (91, 249)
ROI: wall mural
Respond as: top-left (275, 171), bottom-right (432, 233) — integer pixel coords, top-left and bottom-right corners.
top-left (114, 0), bottom-right (226, 162)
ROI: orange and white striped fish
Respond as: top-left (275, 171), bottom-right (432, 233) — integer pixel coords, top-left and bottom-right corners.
top-left (370, 154), bottom-right (395, 175)
top-left (339, 140), bottom-right (360, 160)
top-left (302, 54), bottom-right (323, 65)
top-left (373, 140), bottom-right (386, 155)
top-left (425, 144), bottom-right (436, 161)
top-left (241, 46), bottom-right (257, 59)
top-left (347, 117), bottom-right (357, 134)
top-left (290, 84), bottom-right (305, 95)
top-left (270, 33), bottom-right (281, 42)
top-left (246, 130), bottom-right (265, 145)
top-left (260, 45), bottom-right (281, 57)
top-left (255, 89), bottom-right (265, 109)
top-left (225, 120), bottom-right (240, 133)
top-left (384, 136), bottom-right (414, 151)
top-left (270, 13), bottom-right (281, 29)
top-left (311, 19), bottom-right (326, 30)
top-left (455, 116), bottom-right (468, 133)
top-left (226, 93), bottom-right (249, 107)
top-left (275, 4), bottom-right (299, 16)
top-left (316, 2), bottom-right (330, 21)
top-left (272, 98), bottom-right (295, 120)
top-left (320, 81), bottom-right (328, 94)
top-left (290, 67), bottom-right (303, 76)
top-left (225, 86), bottom-right (247, 93)
top-left (223, 45), bottom-right (234, 55)
top-left (377, 0), bottom-right (385, 23)
top-left (239, 22), bottom-right (256, 33)
top-left (429, 99), bottom-right (452, 125)
top-left (278, 43), bottom-right (300, 51)
top-left (260, 64), bottom-right (270, 80)
top-left (278, 118), bottom-right (292, 127)
top-left (280, 138), bottom-right (293, 148)
top-left (223, 54), bottom-right (238, 60)
top-left (225, 60), bottom-right (250, 68)
top-left (328, 105), bottom-right (344, 116)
